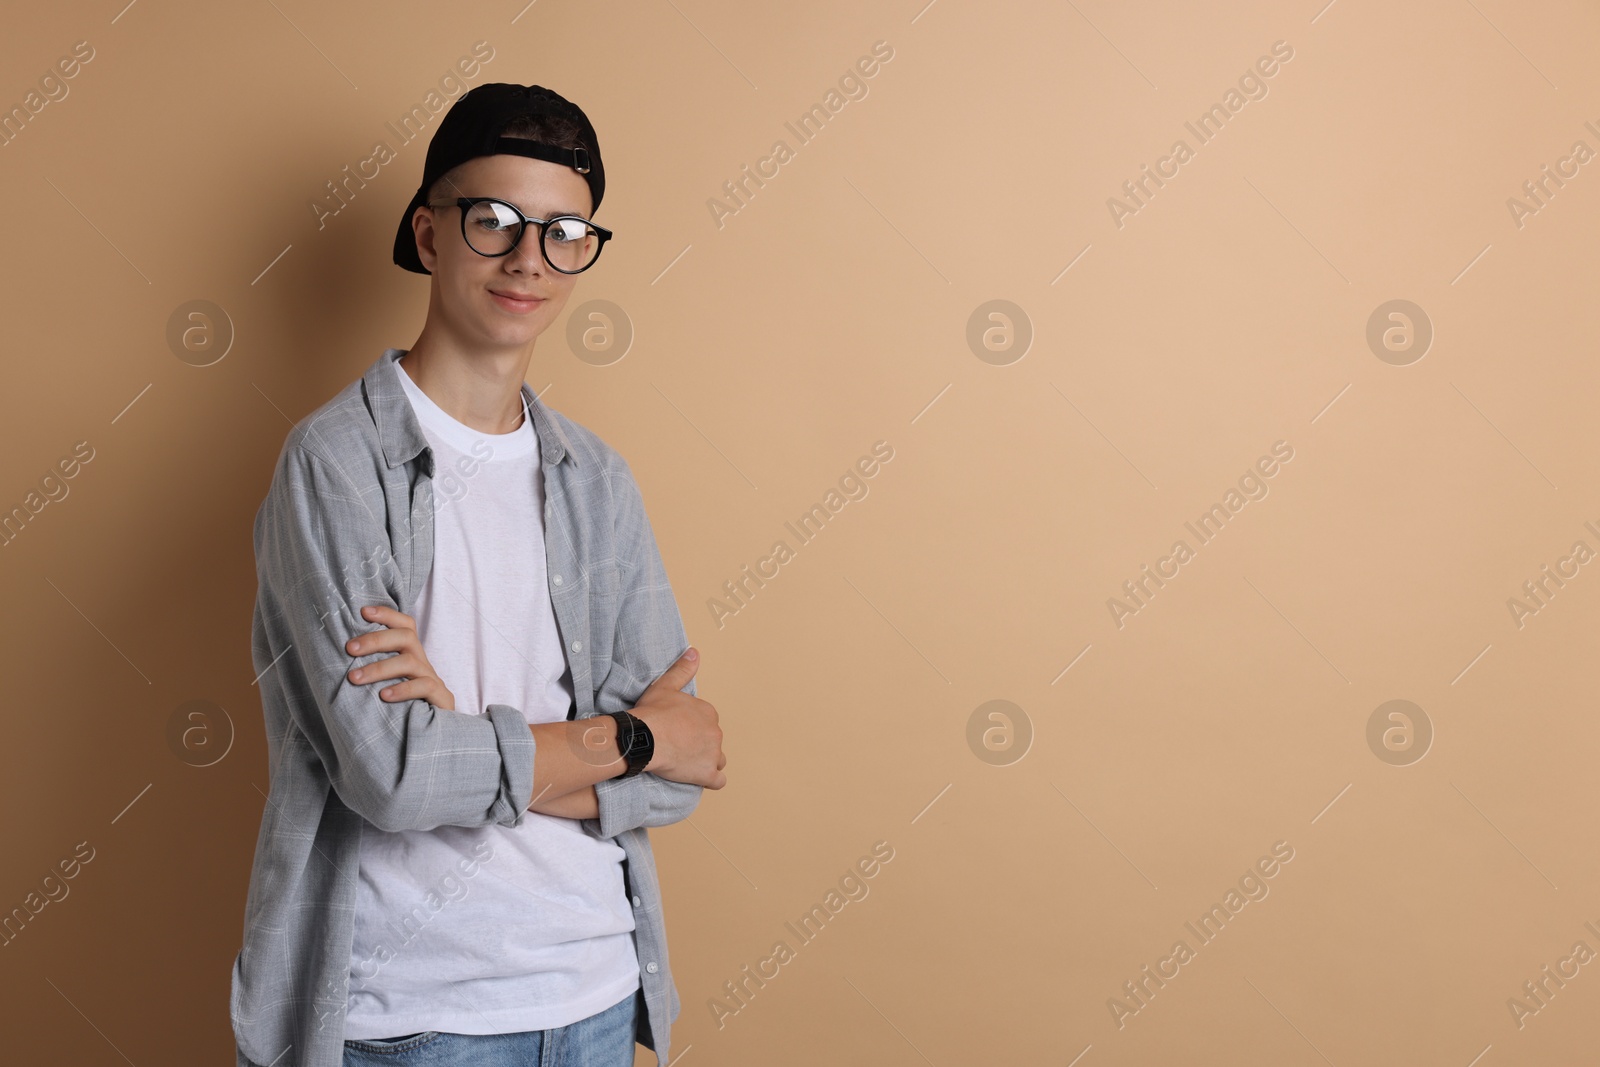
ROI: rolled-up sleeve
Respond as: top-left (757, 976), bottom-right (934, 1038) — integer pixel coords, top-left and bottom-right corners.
top-left (586, 453), bottom-right (703, 840)
top-left (256, 438), bottom-right (536, 833)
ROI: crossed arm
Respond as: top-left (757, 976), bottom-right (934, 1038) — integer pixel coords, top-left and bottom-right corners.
top-left (342, 609), bottom-right (709, 829)
top-left (525, 638), bottom-right (713, 823)
top-left (525, 718), bottom-right (613, 820)
top-left (531, 782), bottom-right (600, 819)
top-left (263, 437), bottom-right (718, 836)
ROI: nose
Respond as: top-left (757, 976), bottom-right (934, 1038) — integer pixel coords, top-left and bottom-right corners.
top-left (506, 238), bottom-right (546, 277)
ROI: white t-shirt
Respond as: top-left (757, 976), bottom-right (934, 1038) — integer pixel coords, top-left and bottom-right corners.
top-left (344, 354), bottom-right (639, 1038)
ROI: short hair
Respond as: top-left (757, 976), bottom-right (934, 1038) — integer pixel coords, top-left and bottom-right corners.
top-left (425, 111), bottom-right (593, 211)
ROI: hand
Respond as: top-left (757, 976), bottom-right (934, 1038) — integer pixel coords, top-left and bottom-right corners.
top-left (629, 647), bottom-right (726, 790)
top-left (346, 605), bottom-right (458, 711)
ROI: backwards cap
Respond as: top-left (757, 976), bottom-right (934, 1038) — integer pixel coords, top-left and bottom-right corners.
top-left (392, 82), bottom-right (604, 275)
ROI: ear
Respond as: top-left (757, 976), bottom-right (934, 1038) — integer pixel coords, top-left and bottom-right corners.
top-left (412, 205), bottom-right (441, 274)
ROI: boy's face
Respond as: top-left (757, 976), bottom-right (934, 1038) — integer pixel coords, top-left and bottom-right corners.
top-left (410, 152), bottom-right (596, 351)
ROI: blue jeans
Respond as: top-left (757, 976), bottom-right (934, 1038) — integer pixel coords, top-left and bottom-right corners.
top-left (333, 989), bottom-right (639, 1067)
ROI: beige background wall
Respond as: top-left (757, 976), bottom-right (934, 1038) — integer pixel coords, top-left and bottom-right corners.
top-left (2, 0), bottom-right (1598, 1063)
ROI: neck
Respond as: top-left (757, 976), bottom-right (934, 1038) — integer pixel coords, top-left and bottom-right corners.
top-left (399, 327), bottom-right (532, 435)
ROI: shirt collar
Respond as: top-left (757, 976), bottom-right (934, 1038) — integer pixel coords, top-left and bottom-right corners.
top-left (365, 348), bottom-right (576, 471)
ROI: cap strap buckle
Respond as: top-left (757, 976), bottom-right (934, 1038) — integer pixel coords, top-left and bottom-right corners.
top-left (492, 136), bottom-right (594, 177)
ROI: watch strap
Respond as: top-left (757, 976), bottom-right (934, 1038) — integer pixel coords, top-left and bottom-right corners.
top-left (606, 710), bottom-right (653, 779)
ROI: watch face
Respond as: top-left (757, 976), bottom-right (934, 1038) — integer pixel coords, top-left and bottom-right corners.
top-left (630, 716), bottom-right (654, 769)
top-left (615, 712), bottom-right (650, 771)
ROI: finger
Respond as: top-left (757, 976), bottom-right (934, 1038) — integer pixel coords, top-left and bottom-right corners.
top-left (381, 677), bottom-right (456, 709)
top-left (642, 647), bottom-right (699, 694)
top-left (372, 676), bottom-right (427, 703)
top-left (349, 652), bottom-right (419, 686)
top-left (359, 604), bottom-right (417, 631)
top-left (346, 628), bottom-right (413, 658)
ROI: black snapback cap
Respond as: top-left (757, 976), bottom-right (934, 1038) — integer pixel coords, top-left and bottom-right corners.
top-left (392, 82), bottom-right (605, 275)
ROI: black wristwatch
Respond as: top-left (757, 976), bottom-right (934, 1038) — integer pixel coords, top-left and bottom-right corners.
top-left (604, 710), bottom-right (654, 779)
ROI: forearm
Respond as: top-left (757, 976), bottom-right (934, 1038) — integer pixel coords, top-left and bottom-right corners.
top-left (529, 783), bottom-right (599, 819)
top-left (527, 718), bottom-right (623, 807)
top-left (530, 715), bottom-right (699, 832)
top-left (588, 773), bottom-right (701, 837)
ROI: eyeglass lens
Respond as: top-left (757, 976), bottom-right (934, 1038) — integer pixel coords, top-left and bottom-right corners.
top-left (463, 200), bottom-right (600, 272)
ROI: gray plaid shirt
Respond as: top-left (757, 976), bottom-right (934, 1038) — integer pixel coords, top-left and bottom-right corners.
top-left (232, 348), bottom-right (700, 1067)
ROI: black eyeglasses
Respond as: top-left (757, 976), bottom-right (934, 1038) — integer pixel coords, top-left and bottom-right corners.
top-left (426, 197), bottom-right (613, 274)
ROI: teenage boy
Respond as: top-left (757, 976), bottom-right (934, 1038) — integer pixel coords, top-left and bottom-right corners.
top-left (231, 83), bottom-right (726, 1067)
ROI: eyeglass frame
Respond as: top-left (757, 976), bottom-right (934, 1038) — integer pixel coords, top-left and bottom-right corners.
top-left (424, 196), bottom-right (614, 274)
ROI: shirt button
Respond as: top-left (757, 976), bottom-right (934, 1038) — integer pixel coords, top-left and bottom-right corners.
top-left (552, 574), bottom-right (563, 585)
top-left (632, 895), bottom-right (642, 907)
top-left (645, 961), bottom-right (658, 974)
top-left (571, 641), bottom-right (582, 652)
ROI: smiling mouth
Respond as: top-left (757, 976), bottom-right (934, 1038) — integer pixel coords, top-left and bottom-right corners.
top-left (489, 290), bottom-right (545, 311)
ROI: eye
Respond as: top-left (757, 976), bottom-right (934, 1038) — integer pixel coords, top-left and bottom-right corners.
top-left (467, 201), bottom-right (521, 232)
top-left (547, 218), bottom-right (588, 243)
